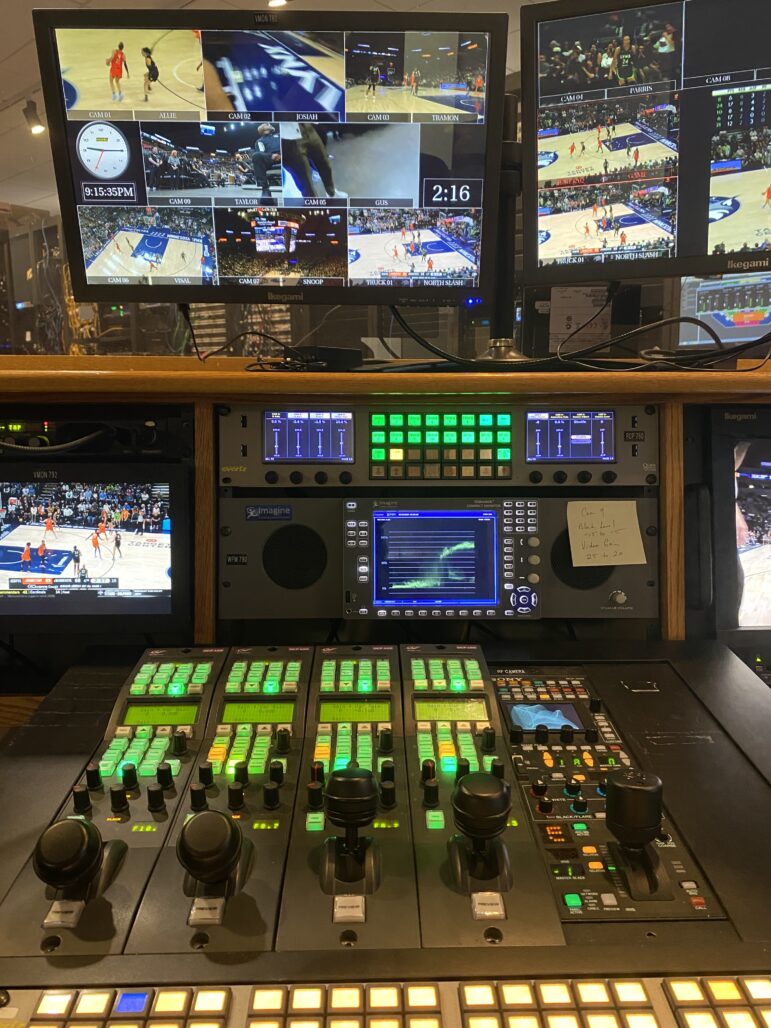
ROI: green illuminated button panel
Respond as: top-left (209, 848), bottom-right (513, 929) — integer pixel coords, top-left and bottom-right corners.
top-left (415, 720), bottom-right (485, 776)
top-left (225, 659), bottom-right (302, 696)
top-left (129, 660), bottom-right (212, 698)
top-left (319, 658), bottom-right (391, 694)
top-left (99, 726), bottom-right (185, 779)
top-left (369, 410), bottom-right (513, 481)
top-left (313, 720), bottom-right (389, 774)
top-left (411, 657), bottom-right (486, 693)
top-left (206, 724), bottom-right (290, 777)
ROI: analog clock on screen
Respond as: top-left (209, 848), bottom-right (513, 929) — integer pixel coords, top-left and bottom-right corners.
top-left (75, 121), bottom-right (130, 179)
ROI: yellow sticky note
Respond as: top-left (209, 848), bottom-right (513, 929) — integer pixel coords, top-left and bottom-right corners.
top-left (567, 501), bottom-right (647, 568)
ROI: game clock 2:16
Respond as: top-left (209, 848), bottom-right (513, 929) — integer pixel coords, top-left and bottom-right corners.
top-left (423, 179), bottom-right (483, 207)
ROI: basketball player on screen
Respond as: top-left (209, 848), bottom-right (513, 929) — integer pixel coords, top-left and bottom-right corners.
top-left (107, 41), bottom-right (129, 102)
top-left (763, 184), bottom-right (771, 209)
top-left (141, 47), bottom-right (159, 102)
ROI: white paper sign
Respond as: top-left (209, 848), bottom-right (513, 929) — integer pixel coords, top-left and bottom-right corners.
top-left (548, 285), bottom-right (612, 353)
top-left (567, 500), bottom-right (647, 568)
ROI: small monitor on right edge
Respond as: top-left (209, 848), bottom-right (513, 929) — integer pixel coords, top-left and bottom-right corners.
top-left (679, 272), bottom-right (771, 346)
top-left (520, 0), bottom-right (771, 284)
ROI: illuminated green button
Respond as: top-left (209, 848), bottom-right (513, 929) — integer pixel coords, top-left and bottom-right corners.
top-left (371, 414), bottom-right (386, 426)
top-left (497, 447), bottom-right (511, 460)
top-left (306, 811), bottom-right (325, 831)
top-left (426, 414), bottom-right (440, 427)
top-left (408, 431), bottom-right (422, 444)
top-left (371, 448), bottom-right (386, 461)
top-left (573, 822), bottom-right (589, 832)
top-left (407, 413), bottom-right (422, 426)
top-left (479, 431), bottom-right (493, 444)
top-left (564, 893), bottom-right (583, 909)
top-left (497, 413), bottom-right (511, 425)
top-left (443, 431), bottom-right (457, 444)
top-left (389, 413), bottom-right (404, 426)
top-left (426, 810), bottom-right (446, 830)
top-left (167, 683), bottom-right (186, 697)
top-left (442, 413), bottom-right (458, 426)
top-left (461, 413), bottom-right (476, 426)
top-left (426, 431), bottom-right (439, 444)
top-left (461, 431), bottom-right (475, 444)
top-left (479, 414), bottom-right (494, 426)
top-left (389, 431), bottom-right (404, 444)
top-left (371, 431), bottom-right (386, 443)
top-left (496, 430), bottom-right (511, 443)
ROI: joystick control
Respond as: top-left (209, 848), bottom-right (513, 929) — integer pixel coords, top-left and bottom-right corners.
top-left (605, 768), bottom-right (672, 901)
top-left (176, 810), bottom-right (253, 927)
top-left (447, 772), bottom-right (513, 893)
top-left (320, 767), bottom-right (381, 894)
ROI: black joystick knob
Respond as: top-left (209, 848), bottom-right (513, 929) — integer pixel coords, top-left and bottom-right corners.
top-left (421, 758), bottom-right (436, 782)
top-left (85, 762), bottom-right (102, 791)
top-left (147, 783), bottom-right (167, 814)
top-left (491, 757), bottom-right (505, 780)
top-left (380, 760), bottom-right (395, 783)
top-left (423, 778), bottom-right (439, 808)
top-left (190, 782), bottom-right (208, 812)
top-left (171, 731), bottom-right (188, 757)
top-left (228, 781), bottom-right (245, 811)
top-left (481, 726), bottom-right (496, 753)
top-left (509, 726), bottom-right (524, 745)
top-left (585, 725), bottom-right (599, 744)
top-left (559, 725), bottom-right (575, 744)
top-left (176, 810), bottom-right (242, 884)
top-left (276, 728), bottom-right (291, 754)
top-left (531, 778), bottom-right (548, 797)
top-left (571, 795), bottom-right (588, 814)
top-left (198, 761), bottom-right (214, 788)
top-left (605, 768), bottom-right (663, 848)
top-left (269, 760), bottom-right (284, 785)
top-left (310, 760), bottom-right (325, 784)
top-left (264, 781), bottom-right (280, 810)
top-left (72, 784), bottom-right (92, 815)
top-left (456, 756), bottom-right (471, 783)
top-left (538, 797), bottom-right (554, 814)
top-left (589, 697), bottom-right (602, 714)
top-left (33, 817), bottom-right (103, 890)
top-left (378, 728), bottom-right (393, 755)
top-left (307, 780), bottom-right (324, 810)
top-left (451, 772), bottom-right (511, 841)
top-left (535, 724), bottom-right (549, 744)
top-left (324, 767), bottom-right (379, 836)
top-left (156, 762), bottom-right (173, 790)
top-left (110, 784), bottom-right (129, 814)
top-left (121, 763), bottom-right (138, 791)
top-left (380, 780), bottom-right (396, 809)
top-left (233, 761), bottom-right (249, 786)
top-left (564, 777), bottom-right (581, 797)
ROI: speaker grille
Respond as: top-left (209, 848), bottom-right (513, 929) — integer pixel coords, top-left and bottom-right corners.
top-left (550, 529), bottom-right (613, 590)
top-left (262, 525), bottom-right (327, 590)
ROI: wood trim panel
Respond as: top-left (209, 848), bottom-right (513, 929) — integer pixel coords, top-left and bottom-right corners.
top-left (660, 401), bottom-right (685, 640)
top-left (193, 401), bottom-right (216, 643)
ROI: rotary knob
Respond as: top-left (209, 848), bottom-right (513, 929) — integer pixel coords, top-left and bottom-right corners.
top-left (380, 760), bottom-right (395, 783)
top-left (263, 781), bottom-right (280, 810)
top-left (307, 780), bottom-right (324, 810)
top-left (559, 725), bottom-right (575, 744)
top-left (72, 785), bottom-right (92, 816)
top-left (156, 762), bottom-right (173, 790)
top-left (190, 783), bottom-right (208, 812)
top-left (198, 762), bottom-right (214, 788)
top-left (276, 728), bottom-right (291, 754)
top-left (456, 756), bottom-right (471, 782)
top-left (121, 763), bottom-right (138, 791)
top-left (147, 783), bottom-right (167, 814)
top-left (535, 724), bottom-right (549, 744)
top-left (421, 758), bottom-right (437, 782)
top-left (423, 779), bottom-right (439, 808)
top-left (609, 590), bottom-right (628, 606)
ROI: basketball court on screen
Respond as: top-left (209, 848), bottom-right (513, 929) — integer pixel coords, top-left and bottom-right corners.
top-left (538, 122), bottom-right (677, 183)
top-left (85, 229), bottom-right (206, 283)
top-left (0, 524), bottom-right (170, 595)
top-left (345, 84), bottom-right (484, 118)
top-left (538, 201), bottom-right (673, 264)
top-left (708, 168), bottom-right (771, 254)
top-left (739, 542), bottom-right (771, 627)
top-left (349, 227), bottom-right (477, 280)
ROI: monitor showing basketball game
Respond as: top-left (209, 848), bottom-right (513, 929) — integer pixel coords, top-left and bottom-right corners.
top-left (735, 441), bottom-right (771, 628)
top-left (521, 0), bottom-right (771, 283)
top-left (0, 476), bottom-right (176, 616)
top-left (34, 11), bottom-right (506, 305)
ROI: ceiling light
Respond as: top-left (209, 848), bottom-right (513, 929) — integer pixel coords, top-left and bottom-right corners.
top-left (23, 99), bottom-right (45, 135)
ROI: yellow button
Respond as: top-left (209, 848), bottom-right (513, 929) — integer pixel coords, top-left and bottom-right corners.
top-left (670, 982), bottom-right (706, 1004)
top-left (744, 982), bottom-right (771, 1002)
top-left (622, 1014), bottom-right (659, 1028)
top-left (328, 1020), bottom-right (362, 1028)
top-left (612, 982), bottom-right (648, 1005)
top-left (538, 983), bottom-right (572, 1006)
top-left (389, 448), bottom-right (404, 461)
top-left (154, 992), bottom-right (191, 1016)
top-left (287, 1020), bottom-right (323, 1028)
top-left (74, 1022), bottom-right (105, 1028)
top-left (368, 988), bottom-right (401, 1011)
top-left (467, 1018), bottom-right (501, 1028)
top-left (500, 984), bottom-right (536, 1008)
top-left (682, 1012), bottom-right (720, 1028)
top-left (406, 986), bottom-right (439, 1010)
top-left (547, 1015), bottom-right (580, 1028)
top-left (193, 991), bottom-right (229, 1015)
top-left (587, 861), bottom-right (605, 871)
top-left (329, 989), bottom-right (362, 1011)
top-left (248, 1021), bottom-right (283, 1028)
top-left (707, 982), bottom-right (743, 1004)
top-left (506, 1017), bottom-right (540, 1028)
top-left (464, 985), bottom-right (497, 1008)
top-left (188, 1021), bottom-right (223, 1028)
top-left (722, 1012), bottom-right (759, 1028)
top-left (576, 983), bottom-right (611, 1006)
top-left (147, 1021), bottom-right (184, 1028)
top-left (757, 1010), bottom-right (771, 1028)
top-left (586, 1016), bottom-right (621, 1028)
top-left (291, 990), bottom-right (325, 1013)
top-left (581, 846), bottom-right (598, 856)
top-left (407, 1019), bottom-right (441, 1028)
top-left (252, 990), bottom-right (286, 1014)
top-left (107, 1022), bottom-right (143, 1028)
top-left (75, 993), bottom-right (114, 1016)
top-left (369, 1020), bottom-right (401, 1028)
top-left (37, 993), bottom-right (75, 1017)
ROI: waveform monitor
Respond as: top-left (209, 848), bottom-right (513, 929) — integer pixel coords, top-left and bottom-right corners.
top-left (34, 9), bottom-right (507, 307)
top-left (263, 411), bottom-right (354, 463)
top-left (679, 273), bottom-right (771, 346)
top-left (526, 411), bottom-right (615, 462)
top-left (521, 0), bottom-right (771, 283)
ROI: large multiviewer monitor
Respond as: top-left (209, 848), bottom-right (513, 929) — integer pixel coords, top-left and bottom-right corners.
top-left (521, 0), bottom-right (771, 284)
top-left (679, 272), bottom-right (771, 347)
top-left (34, 10), bottom-right (507, 307)
top-left (0, 462), bottom-right (191, 629)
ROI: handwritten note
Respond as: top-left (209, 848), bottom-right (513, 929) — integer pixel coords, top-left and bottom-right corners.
top-left (566, 501), bottom-right (646, 568)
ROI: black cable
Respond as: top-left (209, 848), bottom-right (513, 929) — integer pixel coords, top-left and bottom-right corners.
top-left (556, 280), bottom-right (621, 362)
top-left (0, 429), bottom-right (108, 453)
top-left (177, 302), bottom-right (204, 362)
top-left (379, 336), bottom-right (401, 360)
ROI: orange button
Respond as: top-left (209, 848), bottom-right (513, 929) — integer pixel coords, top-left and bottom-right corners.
top-left (588, 861), bottom-right (604, 871)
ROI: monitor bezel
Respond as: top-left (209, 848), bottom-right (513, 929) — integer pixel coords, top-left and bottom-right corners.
top-left (520, 0), bottom-right (771, 285)
top-left (0, 460), bottom-right (192, 632)
top-left (33, 8), bottom-right (508, 307)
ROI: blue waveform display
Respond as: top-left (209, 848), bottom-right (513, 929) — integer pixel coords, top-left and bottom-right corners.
top-left (508, 703), bottom-right (582, 732)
